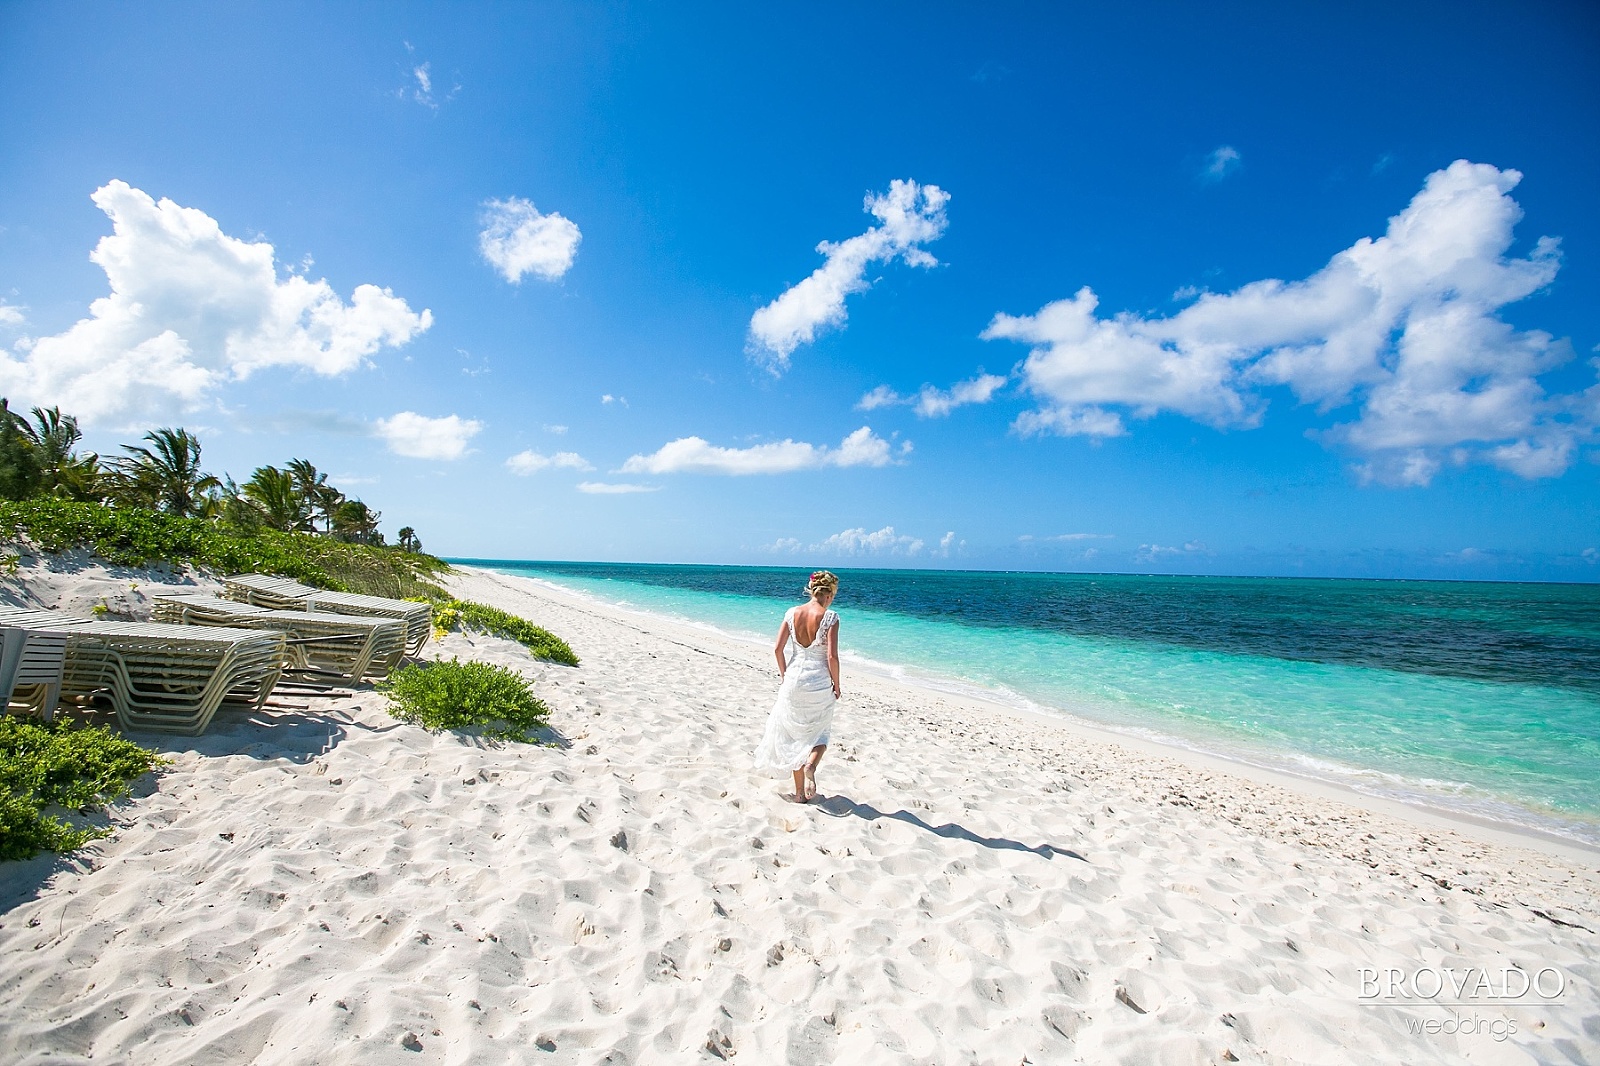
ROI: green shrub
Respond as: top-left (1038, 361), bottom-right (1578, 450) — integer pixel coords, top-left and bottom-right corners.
top-left (428, 598), bottom-right (579, 666)
top-left (0, 784), bottom-right (98, 859)
top-left (381, 658), bottom-right (551, 742)
top-left (0, 498), bottom-right (450, 598)
top-left (0, 718), bottom-right (165, 861)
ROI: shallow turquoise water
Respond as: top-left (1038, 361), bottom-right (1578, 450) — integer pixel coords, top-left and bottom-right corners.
top-left (459, 560), bottom-right (1600, 846)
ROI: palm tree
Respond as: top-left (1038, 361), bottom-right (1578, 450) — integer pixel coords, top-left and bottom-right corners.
top-left (332, 499), bottom-right (383, 546)
top-left (285, 458), bottom-right (345, 533)
top-left (213, 475), bottom-right (264, 532)
top-left (109, 428), bottom-right (219, 517)
top-left (244, 466), bottom-right (314, 533)
top-left (396, 526), bottom-right (422, 553)
top-left (0, 398), bottom-right (42, 501)
top-left (311, 483), bottom-right (346, 534)
top-left (22, 406), bottom-right (100, 501)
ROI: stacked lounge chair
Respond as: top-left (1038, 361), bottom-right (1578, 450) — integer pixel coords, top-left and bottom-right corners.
top-left (0, 626), bottom-right (68, 721)
top-left (222, 574), bottom-right (433, 657)
top-left (152, 594), bottom-right (406, 683)
top-left (0, 606), bottom-right (286, 735)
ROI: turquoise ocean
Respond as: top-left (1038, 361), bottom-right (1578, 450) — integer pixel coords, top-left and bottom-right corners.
top-left (457, 561), bottom-right (1600, 848)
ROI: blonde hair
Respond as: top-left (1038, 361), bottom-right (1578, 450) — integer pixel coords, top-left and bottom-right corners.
top-left (805, 570), bottom-right (839, 599)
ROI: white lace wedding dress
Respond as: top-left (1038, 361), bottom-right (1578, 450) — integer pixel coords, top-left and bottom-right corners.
top-left (753, 607), bottom-right (838, 772)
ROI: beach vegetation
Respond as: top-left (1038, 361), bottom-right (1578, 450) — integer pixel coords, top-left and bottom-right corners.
top-left (0, 400), bottom-right (407, 553)
top-left (213, 475), bottom-right (264, 534)
top-left (0, 717), bottom-right (166, 861)
top-left (331, 498), bottom-right (384, 546)
top-left (0, 494), bottom-right (577, 658)
top-left (0, 400), bottom-right (581, 685)
top-left (19, 406), bottom-right (102, 501)
top-left (380, 658), bottom-right (551, 741)
top-left (0, 497), bottom-right (450, 598)
top-left (427, 598), bottom-right (580, 666)
top-left (0, 399), bottom-right (45, 502)
top-left (243, 465), bottom-right (316, 533)
top-left (285, 459), bottom-right (339, 533)
top-left (106, 427), bottom-right (221, 518)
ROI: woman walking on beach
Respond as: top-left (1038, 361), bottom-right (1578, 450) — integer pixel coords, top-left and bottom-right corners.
top-left (754, 570), bottom-right (842, 802)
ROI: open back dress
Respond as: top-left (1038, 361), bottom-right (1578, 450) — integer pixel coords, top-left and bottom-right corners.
top-left (752, 606), bottom-right (838, 772)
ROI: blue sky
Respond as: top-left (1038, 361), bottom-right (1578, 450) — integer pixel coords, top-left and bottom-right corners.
top-left (1, 1), bottom-right (1597, 579)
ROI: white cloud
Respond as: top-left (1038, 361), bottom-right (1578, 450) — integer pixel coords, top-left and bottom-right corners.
top-left (577, 481), bottom-right (659, 495)
top-left (0, 303), bottom-right (23, 326)
top-left (1018, 534), bottom-right (1105, 562)
top-left (856, 385), bottom-right (902, 411)
top-left (1023, 532), bottom-right (1113, 542)
top-left (748, 179), bottom-right (950, 371)
top-left (815, 525), bottom-right (924, 556)
top-left (767, 525), bottom-right (948, 556)
top-left (1011, 405), bottom-right (1128, 439)
top-left (1201, 146), bottom-right (1242, 183)
top-left (505, 449), bottom-right (593, 475)
top-left (984, 161), bottom-right (1591, 484)
top-left (479, 197), bottom-right (581, 283)
top-left (374, 412), bottom-right (482, 460)
top-left (0, 181), bottom-right (431, 428)
top-left (1353, 450), bottom-right (1439, 488)
top-left (544, 423), bottom-right (568, 434)
top-left (621, 426), bottom-right (896, 476)
top-left (857, 373), bottom-right (1007, 418)
top-left (1135, 541), bottom-right (1210, 562)
top-left (918, 374), bottom-right (1005, 417)
top-left (600, 394), bottom-right (627, 406)
top-left (404, 59), bottom-right (458, 110)
top-left (1583, 547), bottom-right (1598, 564)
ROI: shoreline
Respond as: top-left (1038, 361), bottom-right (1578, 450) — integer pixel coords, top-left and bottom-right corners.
top-left (482, 564), bottom-right (1600, 864)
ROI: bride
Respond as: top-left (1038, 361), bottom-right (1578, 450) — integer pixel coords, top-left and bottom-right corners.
top-left (753, 570), bottom-right (842, 802)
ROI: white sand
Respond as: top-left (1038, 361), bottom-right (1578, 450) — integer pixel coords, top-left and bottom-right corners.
top-left (0, 544), bottom-right (223, 617)
top-left (1, 561), bottom-right (1597, 1064)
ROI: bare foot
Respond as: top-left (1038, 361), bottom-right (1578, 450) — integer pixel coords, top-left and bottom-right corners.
top-left (803, 766), bottom-right (818, 801)
top-left (783, 792), bottom-right (810, 804)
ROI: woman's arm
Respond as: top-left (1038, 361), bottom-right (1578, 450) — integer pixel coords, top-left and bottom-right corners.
top-left (774, 618), bottom-right (791, 677)
top-left (826, 618), bottom-right (841, 698)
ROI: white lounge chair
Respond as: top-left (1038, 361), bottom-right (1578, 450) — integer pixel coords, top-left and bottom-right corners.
top-left (152, 594), bottom-right (406, 683)
top-left (0, 607), bottom-right (287, 736)
top-left (223, 574), bottom-right (433, 656)
top-left (0, 626), bottom-right (68, 721)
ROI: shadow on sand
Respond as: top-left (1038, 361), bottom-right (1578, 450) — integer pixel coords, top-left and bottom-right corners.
top-left (811, 794), bottom-right (1087, 862)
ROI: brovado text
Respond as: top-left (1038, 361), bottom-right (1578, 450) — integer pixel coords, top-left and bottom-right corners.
top-left (1359, 965), bottom-right (1566, 1003)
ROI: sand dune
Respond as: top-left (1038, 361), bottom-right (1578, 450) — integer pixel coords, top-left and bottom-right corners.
top-left (1, 561), bottom-right (1596, 1064)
